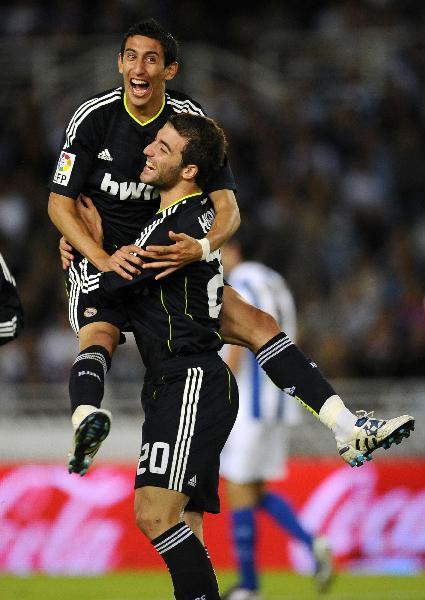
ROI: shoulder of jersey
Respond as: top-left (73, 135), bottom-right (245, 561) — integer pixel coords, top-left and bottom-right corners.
top-left (63, 87), bottom-right (122, 148)
top-left (74, 86), bottom-right (123, 112)
top-left (166, 89), bottom-right (206, 116)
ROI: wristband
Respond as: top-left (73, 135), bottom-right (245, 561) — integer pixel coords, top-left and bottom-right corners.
top-left (198, 238), bottom-right (211, 260)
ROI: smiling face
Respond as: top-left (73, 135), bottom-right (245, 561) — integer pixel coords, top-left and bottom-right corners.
top-left (140, 122), bottom-right (198, 191)
top-left (118, 35), bottom-right (178, 122)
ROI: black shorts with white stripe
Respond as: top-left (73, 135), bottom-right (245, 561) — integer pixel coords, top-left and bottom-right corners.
top-left (66, 256), bottom-right (130, 343)
top-left (135, 351), bottom-right (239, 513)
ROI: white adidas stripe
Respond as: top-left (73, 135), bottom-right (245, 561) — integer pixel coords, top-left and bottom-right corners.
top-left (0, 253), bottom-right (15, 285)
top-left (68, 262), bottom-right (80, 335)
top-left (0, 316), bottom-right (17, 337)
top-left (167, 95), bottom-right (205, 116)
top-left (154, 524), bottom-right (193, 554)
top-left (64, 88), bottom-right (121, 148)
top-left (73, 352), bottom-right (108, 375)
top-left (257, 336), bottom-right (293, 367)
top-left (177, 368), bottom-right (203, 491)
top-left (168, 367), bottom-right (203, 491)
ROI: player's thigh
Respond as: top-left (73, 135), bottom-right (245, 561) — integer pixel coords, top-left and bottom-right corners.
top-left (78, 321), bottom-right (120, 354)
top-left (220, 285), bottom-right (280, 351)
top-left (221, 418), bottom-right (287, 483)
top-left (66, 257), bottom-right (129, 351)
top-left (225, 481), bottom-right (265, 510)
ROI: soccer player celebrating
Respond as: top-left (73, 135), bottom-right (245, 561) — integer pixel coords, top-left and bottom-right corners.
top-left (97, 113), bottom-right (237, 600)
top-left (48, 18), bottom-right (414, 478)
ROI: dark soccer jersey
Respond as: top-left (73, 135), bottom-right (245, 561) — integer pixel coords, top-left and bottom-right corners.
top-left (100, 193), bottom-right (223, 368)
top-left (0, 253), bottom-right (24, 345)
top-left (48, 87), bottom-right (236, 253)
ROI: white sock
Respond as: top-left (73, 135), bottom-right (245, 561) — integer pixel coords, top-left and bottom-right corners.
top-left (319, 395), bottom-right (357, 441)
top-left (71, 404), bottom-right (98, 430)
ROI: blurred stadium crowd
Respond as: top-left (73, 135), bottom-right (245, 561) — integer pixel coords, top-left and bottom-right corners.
top-left (0, 0), bottom-right (424, 384)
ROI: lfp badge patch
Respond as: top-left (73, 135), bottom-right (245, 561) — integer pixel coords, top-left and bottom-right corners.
top-left (53, 151), bottom-right (76, 186)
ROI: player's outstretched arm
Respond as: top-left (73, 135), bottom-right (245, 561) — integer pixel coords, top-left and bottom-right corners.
top-left (137, 189), bottom-right (240, 280)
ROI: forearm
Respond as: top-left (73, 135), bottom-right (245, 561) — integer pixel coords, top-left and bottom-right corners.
top-left (207, 189), bottom-right (240, 251)
top-left (48, 192), bottom-right (110, 270)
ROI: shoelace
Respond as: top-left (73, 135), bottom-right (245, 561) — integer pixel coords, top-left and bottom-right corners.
top-left (356, 409), bottom-right (374, 419)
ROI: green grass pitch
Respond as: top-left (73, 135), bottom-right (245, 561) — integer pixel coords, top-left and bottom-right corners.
top-left (1, 571), bottom-right (425, 600)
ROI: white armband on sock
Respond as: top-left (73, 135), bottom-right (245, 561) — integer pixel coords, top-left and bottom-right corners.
top-left (197, 238), bottom-right (211, 260)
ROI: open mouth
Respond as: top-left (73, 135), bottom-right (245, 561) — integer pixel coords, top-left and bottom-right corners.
top-left (144, 159), bottom-right (155, 172)
top-left (130, 78), bottom-right (150, 97)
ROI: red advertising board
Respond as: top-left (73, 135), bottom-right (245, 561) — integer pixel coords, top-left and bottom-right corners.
top-left (1, 458), bottom-right (424, 574)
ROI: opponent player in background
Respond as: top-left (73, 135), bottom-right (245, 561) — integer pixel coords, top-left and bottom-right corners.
top-left (219, 232), bottom-right (333, 599)
top-left (0, 252), bottom-right (24, 346)
top-left (49, 18), bottom-right (415, 478)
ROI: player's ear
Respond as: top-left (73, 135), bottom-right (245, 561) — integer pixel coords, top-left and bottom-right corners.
top-left (118, 53), bottom-right (123, 74)
top-left (165, 61), bottom-right (179, 81)
top-left (182, 164), bottom-right (198, 181)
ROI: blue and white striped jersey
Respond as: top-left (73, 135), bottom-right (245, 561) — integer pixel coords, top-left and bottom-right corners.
top-left (223, 261), bottom-right (298, 423)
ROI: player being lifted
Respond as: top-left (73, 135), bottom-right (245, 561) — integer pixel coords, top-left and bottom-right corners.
top-left (48, 18), bottom-right (414, 477)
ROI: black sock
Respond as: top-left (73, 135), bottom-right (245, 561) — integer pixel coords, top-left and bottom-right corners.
top-left (256, 333), bottom-right (335, 416)
top-left (69, 345), bottom-right (111, 414)
top-left (152, 523), bottom-right (220, 600)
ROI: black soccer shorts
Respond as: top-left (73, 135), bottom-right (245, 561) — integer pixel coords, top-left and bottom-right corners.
top-left (135, 352), bottom-right (239, 514)
top-left (66, 256), bottom-right (130, 343)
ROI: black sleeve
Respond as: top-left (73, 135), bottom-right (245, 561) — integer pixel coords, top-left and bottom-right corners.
top-left (48, 99), bottom-right (99, 199)
top-left (0, 257), bottom-right (24, 346)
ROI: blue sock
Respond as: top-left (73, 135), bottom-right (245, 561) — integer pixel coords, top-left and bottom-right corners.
top-left (259, 492), bottom-right (313, 548)
top-left (231, 508), bottom-right (258, 591)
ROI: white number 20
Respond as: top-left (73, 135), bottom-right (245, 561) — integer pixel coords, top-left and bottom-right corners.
top-left (137, 441), bottom-right (170, 475)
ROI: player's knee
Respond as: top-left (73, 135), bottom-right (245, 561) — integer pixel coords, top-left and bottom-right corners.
top-left (79, 323), bottom-right (119, 355)
top-left (249, 307), bottom-right (280, 351)
top-left (134, 503), bottom-right (179, 540)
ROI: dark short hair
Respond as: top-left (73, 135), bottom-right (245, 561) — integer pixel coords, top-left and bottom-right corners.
top-left (168, 113), bottom-right (227, 190)
top-left (120, 18), bottom-right (179, 66)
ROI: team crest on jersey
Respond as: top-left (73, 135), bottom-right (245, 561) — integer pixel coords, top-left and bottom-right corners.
top-left (53, 151), bottom-right (76, 186)
top-left (84, 307), bottom-right (98, 318)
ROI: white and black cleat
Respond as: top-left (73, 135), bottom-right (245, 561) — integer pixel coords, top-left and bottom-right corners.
top-left (68, 409), bottom-right (111, 476)
top-left (337, 411), bottom-right (415, 468)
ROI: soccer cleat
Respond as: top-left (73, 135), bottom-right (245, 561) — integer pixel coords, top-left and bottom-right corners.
top-left (337, 411), bottom-right (415, 468)
top-left (68, 409), bottom-right (111, 476)
top-left (221, 587), bottom-right (263, 600)
top-left (312, 536), bottom-right (334, 593)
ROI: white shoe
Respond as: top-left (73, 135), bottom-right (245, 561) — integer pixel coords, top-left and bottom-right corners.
top-left (221, 587), bottom-right (262, 600)
top-left (337, 411), bottom-right (415, 467)
top-left (68, 409), bottom-right (112, 476)
top-left (312, 536), bottom-right (334, 593)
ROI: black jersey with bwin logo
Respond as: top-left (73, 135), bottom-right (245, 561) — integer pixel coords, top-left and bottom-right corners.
top-left (100, 193), bottom-right (223, 368)
top-left (48, 87), bottom-right (236, 254)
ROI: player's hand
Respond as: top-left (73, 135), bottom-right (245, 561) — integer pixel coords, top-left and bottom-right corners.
top-left (59, 236), bottom-right (74, 270)
top-left (138, 231), bottom-right (203, 280)
top-left (76, 194), bottom-right (103, 245)
top-left (101, 244), bottom-right (145, 280)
